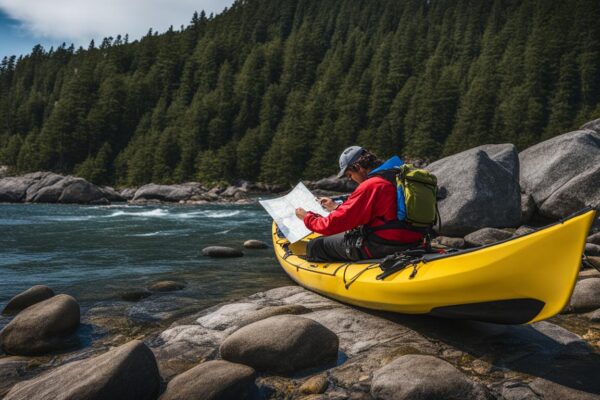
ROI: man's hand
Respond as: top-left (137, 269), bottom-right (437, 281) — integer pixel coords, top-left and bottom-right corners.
top-left (317, 197), bottom-right (338, 212)
top-left (295, 208), bottom-right (307, 220)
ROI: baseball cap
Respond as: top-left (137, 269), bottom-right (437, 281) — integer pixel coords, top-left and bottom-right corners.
top-left (337, 146), bottom-right (364, 178)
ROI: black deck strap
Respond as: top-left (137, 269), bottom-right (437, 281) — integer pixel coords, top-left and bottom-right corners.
top-left (376, 251), bottom-right (425, 280)
top-left (344, 264), bottom-right (379, 289)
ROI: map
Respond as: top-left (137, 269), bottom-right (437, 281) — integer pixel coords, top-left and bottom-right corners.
top-left (259, 182), bottom-right (330, 243)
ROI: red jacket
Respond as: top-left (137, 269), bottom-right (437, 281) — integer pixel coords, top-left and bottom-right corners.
top-left (303, 176), bottom-right (423, 243)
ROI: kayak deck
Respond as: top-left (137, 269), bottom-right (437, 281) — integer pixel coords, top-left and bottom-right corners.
top-left (272, 208), bottom-right (596, 324)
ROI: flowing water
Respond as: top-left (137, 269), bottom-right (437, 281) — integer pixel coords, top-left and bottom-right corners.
top-left (0, 202), bottom-right (292, 334)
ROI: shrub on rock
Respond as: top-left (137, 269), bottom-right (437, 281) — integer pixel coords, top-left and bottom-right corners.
top-left (0, 294), bottom-right (80, 355)
top-left (4, 340), bottom-right (160, 400)
top-left (519, 129), bottom-right (600, 220)
top-left (371, 354), bottom-right (488, 400)
top-left (202, 246), bottom-right (243, 258)
top-left (2, 285), bottom-right (55, 315)
top-left (426, 144), bottom-right (521, 236)
top-left (161, 360), bottom-right (256, 400)
top-left (220, 315), bottom-right (338, 373)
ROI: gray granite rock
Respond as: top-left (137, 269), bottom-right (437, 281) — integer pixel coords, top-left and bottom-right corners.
top-left (161, 360), bottom-right (256, 400)
top-left (588, 308), bottom-right (600, 322)
top-left (513, 225), bottom-right (536, 237)
top-left (2, 285), bottom-right (55, 315)
top-left (519, 129), bottom-right (600, 219)
top-left (464, 227), bottom-right (513, 246)
top-left (4, 340), bottom-right (160, 400)
top-left (531, 321), bottom-right (593, 356)
top-left (0, 294), bottom-right (80, 355)
top-left (581, 118), bottom-right (600, 133)
top-left (132, 183), bottom-right (206, 202)
top-left (568, 278), bottom-right (600, 312)
top-left (529, 377), bottom-right (600, 400)
top-left (220, 315), bottom-right (339, 373)
top-left (0, 357), bottom-right (30, 398)
top-left (243, 239), bottom-right (268, 249)
top-left (307, 176), bottom-right (357, 193)
top-left (521, 193), bottom-right (537, 224)
top-left (371, 354), bottom-right (488, 400)
top-left (119, 187), bottom-right (137, 200)
top-left (588, 232), bottom-right (600, 245)
top-left (100, 186), bottom-right (125, 202)
top-left (426, 144), bottom-right (521, 236)
top-left (202, 246), bottom-right (243, 258)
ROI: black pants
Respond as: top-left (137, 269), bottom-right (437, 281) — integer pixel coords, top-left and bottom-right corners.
top-left (306, 232), bottom-right (419, 262)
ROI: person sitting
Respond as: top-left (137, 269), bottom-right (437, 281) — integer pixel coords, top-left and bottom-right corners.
top-left (295, 146), bottom-right (423, 262)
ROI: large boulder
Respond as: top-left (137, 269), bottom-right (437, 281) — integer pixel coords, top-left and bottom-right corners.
top-left (100, 186), bottom-right (125, 202)
top-left (371, 354), bottom-right (486, 400)
top-left (27, 175), bottom-right (109, 204)
top-left (4, 340), bottom-right (160, 400)
top-left (161, 360), bottom-right (256, 400)
top-left (581, 118), bottom-right (600, 133)
top-left (519, 129), bottom-right (600, 219)
top-left (0, 294), bottom-right (80, 355)
top-left (132, 183), bottom-right (206, 202)
top-left (307, 176), bottom-right (357, 193)
top-left (219, 315), bottom-right (339, 373)
top-left (370, 355), bottom-right (488, 400)
top-left (426, 144), bottom-right (521, 236)
top-left (2, 285), bottom-right (55, 315)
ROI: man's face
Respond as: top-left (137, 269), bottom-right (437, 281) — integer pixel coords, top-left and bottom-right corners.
top-left (345, 166), bottom-right (367, 184)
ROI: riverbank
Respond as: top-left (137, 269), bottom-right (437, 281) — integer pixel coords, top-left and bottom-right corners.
top-left (1, 282), bottom-right (599, 399)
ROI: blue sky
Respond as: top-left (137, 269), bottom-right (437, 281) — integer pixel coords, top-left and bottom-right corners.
top-left (0, 0), bottom-right (234, 60)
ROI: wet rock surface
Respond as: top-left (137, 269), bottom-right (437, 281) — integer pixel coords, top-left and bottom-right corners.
top-left (202, 246), bottom-right (244, 258)
top-left (148, 281), bottom-right (186, 292)
top-left (4, 340), bottom-right (160, 400)
top-left (2, 285), bottom-right (55, 315)
top-left (0, 294), bottom-right (80, 355)
top-left (244, 239), bottom-right (269, 249)
top-left (146, 286), bottom-right (600, 399)
top-left (161, 360), bottom-right (257, 400)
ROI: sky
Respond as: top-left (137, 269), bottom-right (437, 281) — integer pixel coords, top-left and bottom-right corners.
top-left (0, 0), bottom-right (235, 60)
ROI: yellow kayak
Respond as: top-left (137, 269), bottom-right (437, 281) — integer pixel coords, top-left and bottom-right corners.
top-left (272, 208), bottom-right (596, 324)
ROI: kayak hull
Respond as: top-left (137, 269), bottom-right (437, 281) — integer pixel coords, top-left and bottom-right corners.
top-left (272, 209), bottom-right (596, 324)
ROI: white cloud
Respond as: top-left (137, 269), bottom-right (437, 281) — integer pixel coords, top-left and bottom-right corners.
top-left (0, 0), bottom-right (233, 44)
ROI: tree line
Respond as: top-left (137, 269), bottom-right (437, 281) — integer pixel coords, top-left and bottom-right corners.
top-left (0, 0), bottom-right (599, 186)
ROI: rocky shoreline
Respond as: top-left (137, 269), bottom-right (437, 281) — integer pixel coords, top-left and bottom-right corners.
top-left (1, 281), bottom-right (599, 399)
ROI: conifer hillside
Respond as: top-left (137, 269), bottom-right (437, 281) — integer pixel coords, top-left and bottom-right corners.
top-left (0, 0), bottom-right (599, 185)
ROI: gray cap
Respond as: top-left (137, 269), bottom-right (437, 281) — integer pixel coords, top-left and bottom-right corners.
top-left (337, 146), bottom-right (364, 178)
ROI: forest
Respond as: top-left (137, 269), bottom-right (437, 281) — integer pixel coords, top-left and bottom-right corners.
top-left (0, 0), bottom-right (599, 185)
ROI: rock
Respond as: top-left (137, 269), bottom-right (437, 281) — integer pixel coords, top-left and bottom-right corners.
top-left (221, 185), bottom-right (248, 198)
top-left (161, 360), bottom-right (256, 400)
top-left (464, 227), bottom-right (513, 246)
top-left (220, 315), bottom-right (339, 373)
top-left (513, 225), bottom-right (536, 236)
top-left (243, 239), bottom-right (268, 249)
top-left (520, 193), bottom-right (537, 224)
top-left (584, 256), bottom-right (600, 270)
top-left (100, 186), bottom-right (125, 202)
top-left (34, 176), bottom-right (109, 204)
top-left (0, 294), bottom-right (80, 355)
top-left (132, 182), bottom-right (206, 202)
top-left (433, 236), bottom-right (466, 249)
top-left (2, 285), bottom-right (55, 315)
top-left (307, 176), bottom-right (357, 193)
top-left (579, 268), bottom-right (600, 280)
top-left (299, 375), bottom-right (329, 395)
top-left (581, 117), bottom-right (600, 133)
top-left (585, 243), bottom-right (600, 257)
top-left (4, 340), bottom-right (160, 400)
top-left (588, 308), bottom-right (600, 322)
top-left (501, 382), bottom-right (539, 400)
top-left (202, 246), bottom-right (243, 258)
top-left (568, 278), bottom-right (600, 312)
top-left (426, 144), bottom-right (521, 236)
top-left (0, 175), bottom-right (36, 202)
top-left (0, 357), bottom-right (30, 398)
top-left (531, 321), bottom-right (593, 355)
top-left (588, 232), bottom-right (600, 245)
top-left (519, 129), bottom-right (600, 219)
top-left (148, 280), bottom-right (186, 292)
top-left (119, 187), bottom-right (137, 200)
top-left (370, 354), bottom-right (488, 400)
top-left (529, 377), bottom-right (600, 400)
top-left (120, 290), bottom-right (152, 302)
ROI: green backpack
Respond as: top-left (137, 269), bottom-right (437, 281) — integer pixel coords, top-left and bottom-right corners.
top-left (395, 164), bottom-right (439, 229)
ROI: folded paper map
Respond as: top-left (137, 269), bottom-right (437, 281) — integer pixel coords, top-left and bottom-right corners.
top-left (259, 182), bottom-right (329, 243)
